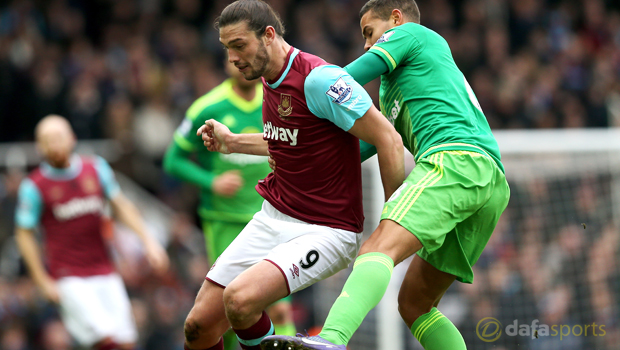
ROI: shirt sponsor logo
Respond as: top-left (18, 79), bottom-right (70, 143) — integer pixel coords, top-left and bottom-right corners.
top-left (376, 31), bottom-right (395, 44)
top-left (388, 99), bottom-right (401, 125)
top-left (52, 195), bottom-right (104, 221)
top-left (277, 93), bottom-right (293, 117)
top-left (326, 77), bottom-right (353, 104)
top-left (263, 121), bottom-right (299, 146)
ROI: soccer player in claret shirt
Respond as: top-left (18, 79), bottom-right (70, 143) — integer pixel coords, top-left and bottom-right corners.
top-left (164, 58), bottom-right (297, 350)
top-left (15, 115), bottom-right (169, 350)
top-left (182, 1), bottom-right (405, 350)
top-left (262, 0), bottom-right (511, 350)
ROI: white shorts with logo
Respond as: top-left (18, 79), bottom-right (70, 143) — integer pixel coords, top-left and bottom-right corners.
top-left (206, 201), bottom-right (362, 294)
top-left (56, 273), bottom-right (137, 346)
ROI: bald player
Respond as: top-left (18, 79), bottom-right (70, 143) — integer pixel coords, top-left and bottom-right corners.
top-left (15, 115), bottom-right (169, 350)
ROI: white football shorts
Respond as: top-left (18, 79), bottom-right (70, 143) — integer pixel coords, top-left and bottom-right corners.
top-left (206, 201), bottom-right (362, 294)
top-left (56, 273), bottom-right (137, 346)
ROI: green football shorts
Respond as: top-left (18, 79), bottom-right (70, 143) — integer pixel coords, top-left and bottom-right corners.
top-left (202, 219), bottom-right (293, 303)
top-left (381, 150), bottom-right (510, 283)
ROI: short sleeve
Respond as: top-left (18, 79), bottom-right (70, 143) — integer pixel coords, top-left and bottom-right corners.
top-left (15, 179), bottom-right (42, 229)
top-left (94, 156), bottom-right (121, 199)
top-left (304, 65), bottom-right (373, 131)
top-left (368, 27), bottom-right (419, 72)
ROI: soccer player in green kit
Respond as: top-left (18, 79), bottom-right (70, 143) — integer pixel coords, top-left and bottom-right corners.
top-left (261, 1), bottom-right (510, 349)
top-left (163, 60), bottom-right (296, 350)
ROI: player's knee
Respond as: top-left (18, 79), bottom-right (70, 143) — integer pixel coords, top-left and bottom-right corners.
top-left (267, 302), bottom-right (291, 324)
top-left (184, 315), bottom-right (203, 343)
top-left (223, 284), bottom-right (255, 325)
top-left (397, 292), bottom-right (431, 327)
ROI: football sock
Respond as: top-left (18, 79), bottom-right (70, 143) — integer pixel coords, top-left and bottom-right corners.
top-left (223, 330), bottom-right (238, 350)
top-left (319, 252), bottom-right (394, 345)
top-left (273, 322), bottom-right (297, 336)
top-left (411, 307), bottom-right (466, 350)
top-left (184, 338), bottom-right (223, 350)
top-left (233, 311), bottom-right (274, 350)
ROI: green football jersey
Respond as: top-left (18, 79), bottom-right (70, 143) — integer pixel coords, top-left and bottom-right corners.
top-left (173, 79), bottom-right (271, 222)
top-left (368, 22), bottom-right (504, 172)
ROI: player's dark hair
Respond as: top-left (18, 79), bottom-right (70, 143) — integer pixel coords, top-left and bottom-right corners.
top-left (360, 0), bottom-right (420, 24)
top-left (215, 0), bottom-right (285, 37)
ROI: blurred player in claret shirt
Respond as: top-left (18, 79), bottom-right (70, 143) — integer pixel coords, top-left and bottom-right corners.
top-left (14, 115), bottom-right (170, 350)
top-left (164, 58), bottom-right (297, 350)
top-left (183, 1), bottom-right (405, 350)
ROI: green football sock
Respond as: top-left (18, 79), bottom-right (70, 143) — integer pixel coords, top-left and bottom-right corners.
top-left (319, 252), bottom-right (394, 345)
top-left (223, 329), bottom-right (239, 350)
top-left (274, 322), bottom-right (297, 336)
top-left (411, 307), bottom-right (466, 349)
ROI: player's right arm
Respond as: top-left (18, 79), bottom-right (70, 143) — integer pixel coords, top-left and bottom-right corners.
top-left (198, 119), bottom-right (269, 156)
top-left (14, 179), bottom-right (59, 304)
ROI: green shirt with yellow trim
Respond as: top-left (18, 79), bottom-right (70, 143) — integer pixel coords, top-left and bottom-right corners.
top-left (173, 79), bottom-right (271, 222)
top-left (369, 22), bottom-right (504, 172)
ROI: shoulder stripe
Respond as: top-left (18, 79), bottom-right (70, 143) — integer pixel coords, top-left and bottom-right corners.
top-left (174, 133), bottom-right (197, 152)
top-left (186, 80), bottom-right (234, 120)
top-left (370, 46), bottom-right (396, 70)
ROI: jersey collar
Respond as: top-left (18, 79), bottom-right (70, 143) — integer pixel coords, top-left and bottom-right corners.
top-left (41, 154), bottom-right (82, 180)
top-left (225, 79), bottom-right (263, 113)
top-left (265, 47), bottom-right (300, 90)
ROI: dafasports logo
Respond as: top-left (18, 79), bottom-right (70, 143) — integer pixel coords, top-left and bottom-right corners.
top-left (476, 318), bottom-right (606, 342)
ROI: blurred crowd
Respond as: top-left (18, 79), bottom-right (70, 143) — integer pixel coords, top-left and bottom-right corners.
top-left (455, 173), bottom-right (620, 350)
top-left (1, 0), bottom-right (620, 349)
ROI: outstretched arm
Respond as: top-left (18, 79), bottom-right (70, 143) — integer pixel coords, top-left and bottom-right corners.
top-left (198, 119), bottom-right (269, 156)
top-left (344, 52), bottom-right (389, 86)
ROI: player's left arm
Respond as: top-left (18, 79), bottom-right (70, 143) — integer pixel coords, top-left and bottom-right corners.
top-left (95, 157), bottom-right (169, 274)
top-left (305, 65), bottom-right (404, 200)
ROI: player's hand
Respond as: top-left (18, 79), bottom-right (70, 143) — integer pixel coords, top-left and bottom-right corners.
top-left (212, 170), bottom-right (244, 197)
top-left (268, 155), bottom-right (276, 171)
top-left (144, 240), bottom-right (169, 275)
top-left (198, 119), bottom-right (233, 154)
top-left (39, 276), bottom-right (60, 304)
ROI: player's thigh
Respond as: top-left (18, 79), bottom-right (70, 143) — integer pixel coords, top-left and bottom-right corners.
top-left (206, 209), bottom-right (281, 288)
top-left (225, 260), bottom-right (290, 314)
top-left (266, 225), bottom-right (362, 294)
top-left (418, 160), bottom-right (509, 284)
top-left (359, 219), bottom-right (423, 265)
top-left (56, 276), bottom-right (117, 347)
top-left (381, 151), bottom-right (495, 256)
top-left (454, 169), bottom-right (510, 270)
top-left (186, 279), bottom-right (229, 335)
top-left (398, 255), bottom-right (456, 327)
top-left (94, 274), bottom-right (137, 345)
top-left (203, 220), bottom-right (246, 264)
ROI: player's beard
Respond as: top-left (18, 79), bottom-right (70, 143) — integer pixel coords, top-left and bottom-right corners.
top-left (244, 41), bottom-right (269, 80)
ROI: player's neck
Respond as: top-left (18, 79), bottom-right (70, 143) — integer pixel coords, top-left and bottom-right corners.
top-left (232, 83), bottom-right (256, 101)
top-left (263, 39), bottom-right (291, 82)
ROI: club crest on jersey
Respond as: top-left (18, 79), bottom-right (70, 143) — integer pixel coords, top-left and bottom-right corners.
top-left (376, 31), bottom-right (395, 44)
top-left (278, 93), bottom-right (293, 117)
top-left (326, 77), bottom-right (353, 104)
